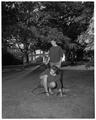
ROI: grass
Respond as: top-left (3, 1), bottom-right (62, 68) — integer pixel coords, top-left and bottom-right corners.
top-left (2, 66), bottom-right (94, 118)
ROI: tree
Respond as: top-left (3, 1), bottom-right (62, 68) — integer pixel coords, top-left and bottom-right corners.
top-left (2, 2), bottom-right (39, 63)
top-left (2, 2), bottom-right (94, 64)
top-left (77, 16), bottom-right (94, 60)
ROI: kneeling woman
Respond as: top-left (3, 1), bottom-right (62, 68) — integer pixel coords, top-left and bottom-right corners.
top-left (40, 66), bottom-right (63, 96)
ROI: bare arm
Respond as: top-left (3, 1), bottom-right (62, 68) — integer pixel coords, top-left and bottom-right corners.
top-left (59, 47), bottom-right (64, 62)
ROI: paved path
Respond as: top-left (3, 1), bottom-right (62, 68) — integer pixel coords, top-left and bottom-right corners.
top-left (61, 65), bottom-right (94, 70)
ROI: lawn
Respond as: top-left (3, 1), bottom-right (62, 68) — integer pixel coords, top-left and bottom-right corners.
top-left (2, 66), bottom-right (94, 118)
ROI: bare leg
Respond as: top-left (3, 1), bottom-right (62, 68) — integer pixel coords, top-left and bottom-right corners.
top-left (40, 75), bottom-right (49, 96)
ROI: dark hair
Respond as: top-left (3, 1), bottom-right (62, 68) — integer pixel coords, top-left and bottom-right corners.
top-left (50, 39), bottom-right (57, 42)
top-left (51, 65), bottom-right (60, 74)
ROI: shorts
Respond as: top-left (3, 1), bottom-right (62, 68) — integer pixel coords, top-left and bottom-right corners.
top-left (40, 74), bottom-right (62, 89)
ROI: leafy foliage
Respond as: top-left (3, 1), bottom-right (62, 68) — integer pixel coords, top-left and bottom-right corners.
top-left (77, 16), bottom-right (94, 51)
top-left (2, 2), bottom-right (94, 63)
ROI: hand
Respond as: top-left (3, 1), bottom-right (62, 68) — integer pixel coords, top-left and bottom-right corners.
top-left (46, 92), bottom-right (49, 96)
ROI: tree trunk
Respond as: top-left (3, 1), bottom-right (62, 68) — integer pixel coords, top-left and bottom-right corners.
top-left (23, 52), bottom-right (29, 65)
top-left (25, 52), bottom-right (29, 64)
top-left (23, 42), bottom-right (29, 64)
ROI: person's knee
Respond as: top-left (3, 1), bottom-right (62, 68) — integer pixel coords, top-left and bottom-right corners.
top-left (40, 75), bottom-right (47, 79)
